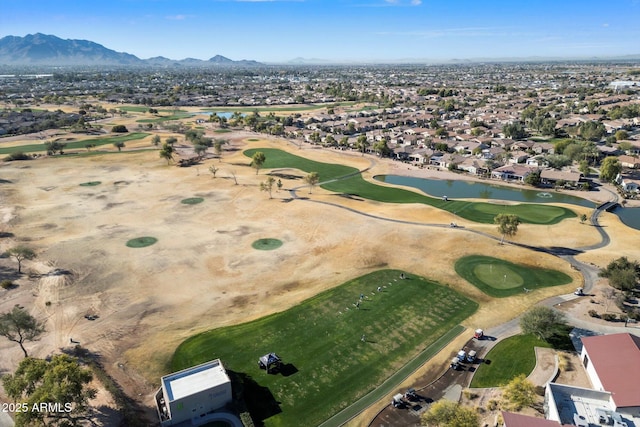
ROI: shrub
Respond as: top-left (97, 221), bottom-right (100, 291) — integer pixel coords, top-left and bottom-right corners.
top-left (1, 279), bottom-right (14, 289)
top-left (4, 151), bottom-right (31, 162)
top-left (588, 310), bottom-right (600, 318)
top-left (111, 125), bottom-right (128, 133)
top-left (463, 389), bottom-right (479, 400)
top-left (487, 399), bottom-right (500, 411)
top-left (601, 313), bottom-right (618, 322)
top-left (628, 308), bottom-right (640, 321)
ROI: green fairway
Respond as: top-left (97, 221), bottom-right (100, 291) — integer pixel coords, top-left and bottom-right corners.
top-left (136, 113), bottom-right (191, 123)
top-left (243, 148), bottom-right (576, 225)
top-left (455, 255), bottom-right (573, 297)
top-left (470, 334), bottom-right (551, 387)
top-left (171, 270), bottom-right (478, 427)
top-left (251, 238), bottom-right (283, 250)
top-left (202, 101), bottom-right (360, 114)
top-left (117, 106), bottom-right (187, 113)
top-left (0, 133), bottom-right (149, 155)
top-left (126, 236), bottom-right (158, 248)
top-left (181, 197), bottom-right (204, 205)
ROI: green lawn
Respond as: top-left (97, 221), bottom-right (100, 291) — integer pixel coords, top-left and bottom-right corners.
top-left (243, 148), bottom-right (576, 225)
top-left (117, 106), bottom-right (187, 113)
top-left (171, 270), bottom-right (478, 427)
top-left (470, 334), bottom-right (551, 387)
top-left (136, 113), bottom-right (191, 123)
top-left (0, 133), bottom-right (150, 155)
top-left (455, 255), bottom-right (573, 297)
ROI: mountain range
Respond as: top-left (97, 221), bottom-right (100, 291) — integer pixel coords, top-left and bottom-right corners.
top-left (0, 33), bottom-right (262, 67)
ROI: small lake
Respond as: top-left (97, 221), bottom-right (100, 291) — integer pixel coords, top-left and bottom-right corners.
top-left (613, 207), bottom-right (640, 230)
top-left (375, 175), bottom-right (595, 208)
top-left (193, 111), bottom-right (241, 119)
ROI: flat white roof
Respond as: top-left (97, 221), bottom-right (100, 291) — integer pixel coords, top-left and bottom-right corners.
top-left (162, 359), bottom-right (230, 402)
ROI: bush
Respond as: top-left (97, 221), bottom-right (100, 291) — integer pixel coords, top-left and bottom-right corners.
top-left (1, 279), bottom-right (14, 289)
top-left (487, 399), bottom-right (499, 411)
top-left (463, 389), bottom-right (479, 400)
top-left (601, 313), bottom-right (618, 322)
top-left (4, 151), bottom-right (31, 162)
top-left (111, 125), bottom-right (128, 133)
top-left (588, 310), bottom-right (600, 318)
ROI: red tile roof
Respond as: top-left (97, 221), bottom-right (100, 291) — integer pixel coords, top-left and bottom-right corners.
top-left (581, 333), bottom-right (640, 408)
top-left (502, 411), bottom-right (562, 427)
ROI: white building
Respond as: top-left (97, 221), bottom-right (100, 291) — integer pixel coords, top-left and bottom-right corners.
top-left (156, 359), bottom-right (233, 426)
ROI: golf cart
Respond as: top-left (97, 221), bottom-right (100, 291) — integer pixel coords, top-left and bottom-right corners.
top-left (258, 353), bottom-right (282, 374)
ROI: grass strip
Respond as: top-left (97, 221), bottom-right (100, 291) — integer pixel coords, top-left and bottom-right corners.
top-left (470, 334), bottom-right (551, 387)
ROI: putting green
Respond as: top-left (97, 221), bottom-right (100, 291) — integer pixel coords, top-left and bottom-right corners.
top-left (181, 197), bottom-right (204, 205)
top-left (251, 238), bottom-right (283, 250)
top-left (79, 181), bottom-right (101, 186)
top-left (455, 255), bottom-right (573, 297)
top-left (473, 264), bottom-right (524, 289)
top-left (126, 236), bottom-right (158, 248)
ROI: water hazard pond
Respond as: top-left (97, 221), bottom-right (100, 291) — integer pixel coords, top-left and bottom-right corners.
top-left (375, 175), bottom-right (595, 208)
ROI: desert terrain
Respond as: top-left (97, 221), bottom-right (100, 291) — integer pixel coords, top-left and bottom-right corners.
top-left (1, 118), bottom-right (639, 424)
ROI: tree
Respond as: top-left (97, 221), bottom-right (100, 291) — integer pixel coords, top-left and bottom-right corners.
top-left (208, 165), bottom-right (218, 178)
top-left (111, 124), bottom-right (128, 133)
top-left (373, 139), bottom-right (391, 157)
top-left (580, 213), bottom-right (588, 224)
top-left (214, 139), bottom-right (224, 160)
top-left (494, 214), bottom-right (520, 244)
top-left (420, 400), bottom-right (479, 427)
top-left (5, 246), bottom-right (36, 274)
top-left (615, 129), bottom-right (629, 141)
top-left (159, 143), bottom-right (174, 165)
top-left (502, 121), bottom-right (527, 140)
top-left (599, 156), bottom-right (622, 182)
top-left (578, 121), bottom-right (605, 141)
top-left (194, 144), bottom-right (207, 159)
top-left (579, 160), bottom-right (590, 177)
top-left (435, 127), bottom-right (449, 139)
top-left (260, 176), bottom-right (276, 199)
top-left (502, 374), bottom-right (536, 410)
top-left (277, 179), bottom-right (283, 191)
top-left (355, 135), bottom-right (369, 155)
top-left (2, 354), bottom-right (96, 426)
top-left (151, 135), bottom-right (161, 146)
top-left (251, 151), bottom-right (266, 174)
top-left (600, 257), bottom-right (640, 292)
top-left (304, 172), bottom-right (320, 194)
top-left (44, 141), bottom-right (66, 156)
top-left (523, 169), bottom-right (541, 187)
top-left (165, 136), bottom-right (178, 146)
top-left (113, 141), bottom-right (125, 152)
top-left (520, 306), bottom-right (566, 342)
top-left (0, 306), bottom-right (46, 357)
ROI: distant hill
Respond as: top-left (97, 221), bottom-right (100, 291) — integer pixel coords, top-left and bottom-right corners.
top-left (0, 33), bottom-right (263, 67)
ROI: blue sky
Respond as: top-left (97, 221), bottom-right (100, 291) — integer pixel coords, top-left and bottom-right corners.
top-left (2, 0), bottom-right (640, 63)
